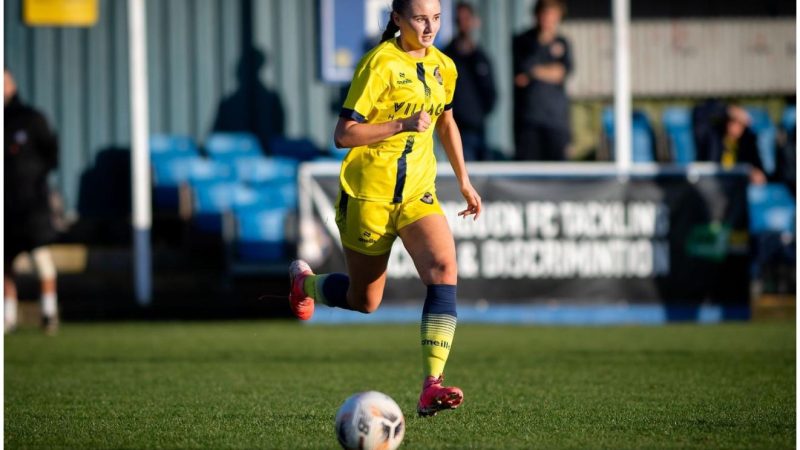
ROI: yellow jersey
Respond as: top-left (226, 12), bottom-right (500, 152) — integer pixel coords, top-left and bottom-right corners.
top-left (339, 39), bottom-right (458, 203)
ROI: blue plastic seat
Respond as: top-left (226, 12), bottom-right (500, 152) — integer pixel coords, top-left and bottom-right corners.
top-left (193, 181), bottom-right (269, 213)
top-left (152, 155), bottom-right (194, 188)
top-left (190, 180), bottom-right (232, 233)
top-left (186, 159), bottom-right (235, 184)
top-left (149, 134), bottom-right (198, 160)
top-left (152, 156), bottom-right (234, 187)
top-left (234, 156), bottom-right (298, 184)
top-left (253, 181), bottom-right (298, 209)
top-left (235, 206), bottom-right (292, 262)
top-left (662, 107), bottom-right (696, 164)
top-left (748, 183), bottom-right (796, 235)
top-left (152, 156), bottom-right (235, 211)
top-left (602, 108), bottom-right (656, 162)
top-left (744, 107), bottom-right (777, 176)
top-left (190, 180), bottom-right (261, 233)
top-left (205, 132), bottom-right (263, 164)
top-left (269, 137), bottom-right (320, 161)
top-left (151, 154), bottom-right (191, 210)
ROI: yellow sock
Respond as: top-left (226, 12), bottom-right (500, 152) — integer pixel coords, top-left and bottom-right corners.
top-left (303, 275), bottom-right (319, 300)
top-left (421, 313), bottom-right (457, 378)
top-left (302, 273), bottom-right (351, 309)
top-left (420, 284), bottom-right (458, 378)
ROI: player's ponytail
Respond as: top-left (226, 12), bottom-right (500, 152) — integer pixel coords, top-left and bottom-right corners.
top-left (381, 20), bottom-right (400, 42)
top-left (380, 0), bottom-right (416, 42)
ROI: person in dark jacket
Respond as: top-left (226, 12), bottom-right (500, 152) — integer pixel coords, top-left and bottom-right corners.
top-left (512, 0), bottom-right (573, 161)
top-left (695, 103), bottom-right (767, 185)
top-left (443, 1), bottom-right (497, 161)
top-left (4, 68), bottom-right (60, 334)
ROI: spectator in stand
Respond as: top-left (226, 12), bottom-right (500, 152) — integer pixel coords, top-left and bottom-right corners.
top-left (695, 102), bottom-right (767, 185)
top-left (443, 1), bottom-right (497, 161)
top-left (512, 0), bottom-right (573, 161)
top-left (4, 68), bottom-right (60, 334)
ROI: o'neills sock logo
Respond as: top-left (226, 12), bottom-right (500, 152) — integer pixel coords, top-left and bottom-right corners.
top-left (421, 339), bottom-right (450, 349)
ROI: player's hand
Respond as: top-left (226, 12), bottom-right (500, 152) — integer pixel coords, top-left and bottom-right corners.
top-left (400, 110), bottom-right (431, 133)
top-left (457, 182), bottom-right (482, 221)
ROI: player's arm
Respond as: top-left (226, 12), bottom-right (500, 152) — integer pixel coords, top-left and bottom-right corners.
top-left (336, 60), bottom-right (432, 148)
top-left (334, 112), bottom-right (430, 149)
top-left (436, 110), bottom-right (481, 220)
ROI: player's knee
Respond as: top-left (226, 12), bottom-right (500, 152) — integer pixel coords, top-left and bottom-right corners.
top-left (422, 259), bottom-right (457, 285)
top-left (355, 302), bottom-right (380, 314)
top-left (347, 291), bottom-right (382, 314)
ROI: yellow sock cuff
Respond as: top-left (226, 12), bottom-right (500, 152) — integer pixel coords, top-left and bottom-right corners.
top-left (421, 313), bottom-right (457, 378)
top-left (303, 275), bottom-right (318, 299)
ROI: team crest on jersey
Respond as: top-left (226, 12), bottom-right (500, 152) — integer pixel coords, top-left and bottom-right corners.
top-left (420, 192), bottom-right (434, 205)
top-left (433, 66), bottom-right (443, 85)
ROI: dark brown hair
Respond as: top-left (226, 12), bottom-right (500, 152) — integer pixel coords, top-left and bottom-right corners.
top-left (380, 0), bottom-right (442, 42)
top-left (455, 1), bottom-right (475, 15)
top-left (533, 0), bottom-right (567, 17)
top-left (381, 0), bottom-right (409, 42)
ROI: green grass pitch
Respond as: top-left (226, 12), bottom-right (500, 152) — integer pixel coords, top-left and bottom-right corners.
top-left (5, 321), bottom-right (795, 449)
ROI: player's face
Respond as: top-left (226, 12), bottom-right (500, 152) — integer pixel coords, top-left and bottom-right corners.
top-left (396, 0), bottom-right (441, 50)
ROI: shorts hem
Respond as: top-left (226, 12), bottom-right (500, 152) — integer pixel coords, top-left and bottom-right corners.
top-left (340, 240), bottom-right (393, 257)
top-left (396, 209), bottom-right (445, 231)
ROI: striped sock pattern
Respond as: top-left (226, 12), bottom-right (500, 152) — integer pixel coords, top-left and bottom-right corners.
top-left (420, 284), bottom-right (457, 378)
top-left (303, 273), bottom-right (352, 310)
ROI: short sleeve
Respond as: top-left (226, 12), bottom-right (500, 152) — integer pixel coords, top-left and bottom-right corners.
top-left (443, 62), bottom-right (458, 111)
top-left (340, 61), bottom-right (389, 123)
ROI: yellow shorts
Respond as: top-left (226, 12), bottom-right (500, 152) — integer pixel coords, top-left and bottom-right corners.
top-left (335, 189), bottom-right (444, 256)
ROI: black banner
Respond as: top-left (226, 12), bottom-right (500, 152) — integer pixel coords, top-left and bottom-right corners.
top-left (299, 163), bottom-right (750, 307)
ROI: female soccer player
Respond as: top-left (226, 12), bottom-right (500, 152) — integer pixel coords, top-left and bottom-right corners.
top-left (288, 0), bottom-right (481, 417)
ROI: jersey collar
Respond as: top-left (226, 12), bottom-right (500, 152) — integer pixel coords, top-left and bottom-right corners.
top-left (389, 38), bottom-right (433, 62)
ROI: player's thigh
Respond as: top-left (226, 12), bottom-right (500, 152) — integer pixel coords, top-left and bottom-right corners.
top-left (343, 247), bottom-right (390, 313)
top-left (398, 213), bottom-right (457, 285)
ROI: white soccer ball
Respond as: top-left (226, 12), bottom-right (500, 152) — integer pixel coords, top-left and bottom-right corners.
top-left (334, 391), bottom-right (405, 450)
